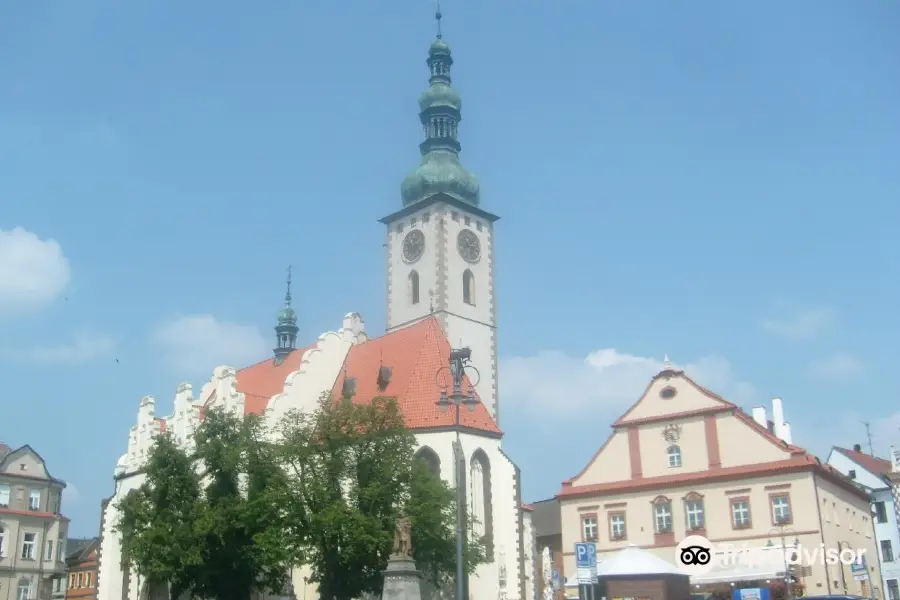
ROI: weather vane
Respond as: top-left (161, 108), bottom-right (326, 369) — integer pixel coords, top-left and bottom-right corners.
top-left (435, 0), bottom-right (443, 39)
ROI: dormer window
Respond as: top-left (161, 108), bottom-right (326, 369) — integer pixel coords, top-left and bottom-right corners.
top-left (667, 445), bottom-right (682, 468)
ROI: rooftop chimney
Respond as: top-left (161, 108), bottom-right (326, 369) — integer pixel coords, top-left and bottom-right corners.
top-left (752, 406), bottom-right (767, 428)
top-left (853, 444), bottom-right (862, 453)
top-left (770, 397), bottom-right (792, 445)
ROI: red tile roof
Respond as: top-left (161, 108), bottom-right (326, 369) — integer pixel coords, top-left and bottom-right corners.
top-left (834, 446), bottom-right (892, 476)
top-left (194, 317), bottom-right (500, 435)
top-left (330, 318), bottom-right (500, 434)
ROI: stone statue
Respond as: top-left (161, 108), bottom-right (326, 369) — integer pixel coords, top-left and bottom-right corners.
top-left (542, 546), bottom-right (554, 600)
top-left (392, 517), bottom-right (413, 557)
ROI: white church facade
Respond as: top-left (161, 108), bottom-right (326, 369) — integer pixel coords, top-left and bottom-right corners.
top-left (96, 21), bottom-right (535, 600)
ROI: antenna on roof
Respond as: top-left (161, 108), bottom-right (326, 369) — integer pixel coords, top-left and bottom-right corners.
top-left (435, 0), bottom-right (443, 39)
top-left (863, 422), bottom-right (874, 455)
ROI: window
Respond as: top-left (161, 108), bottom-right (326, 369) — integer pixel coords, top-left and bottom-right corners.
top-left (888, 579), bottom-right (899, 600)
top-left (77, 573), bottom-right (83, 588)
top-left (462, 270), bottom-right (475, 305)
top-left (848, 469), bottom-right (857, 479)
top-left (21, 533), bottom-right (36, 559)
top-left (667, 445), bottom-right (682, 468)
top-left (423, 212), bottom-right (430, 223)
top-left (451, 211), bottom-right (459, 222)
top-left (85, 573), bottom-right (92, 587)
top-left (17, 578), bottom-right (32, 600)
top-left (581, 515), bottom-right (598, 542)
top-left (883, 540), bottom-right (895, 563)
top-left (28, 490), bottom-right (40, 511)
top-left (685, 494), bottom-right (705, 531)
top-left (875, 502), bottom-right (889, 523)
top-left (56, 540), bottom-right (63, 562)
top-left (0, 484), bottom-right (9, 507)
top-left (609, 513), bottom-right (626, 540)
top-left (45, 539), bottom-right (53, 561)
top-left (0, 524), bottom-right (6, 558)
top-left (771, 494), bottom-right (792, 524)
top-left (464, 216), bottom-right (471, 226)
top-left (653, 498), bottom-right (673, 534)
top-left (409, 271), bottom-right (420, 305)
top-left (69, 574), bottom-right (76, 589)
top-left (731, 498), bottom-right (751, 529)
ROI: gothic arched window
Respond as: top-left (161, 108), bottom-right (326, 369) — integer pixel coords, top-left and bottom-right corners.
top-left (470, 449), bottom-right (493, 557)
top-left (463, 269), bottom-right (475, 305)
top-left (667, 444), bottom-right (682, 468)
top-left (414, 446), bottom-right (441, 478)
top-left (409, 271), bottom-right (420, 305)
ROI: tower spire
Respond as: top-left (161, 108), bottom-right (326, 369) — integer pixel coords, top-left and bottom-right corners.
top-left (399, 5), bottom-right (480, 207)
top-left (273, 266), bottom-right (298, 364)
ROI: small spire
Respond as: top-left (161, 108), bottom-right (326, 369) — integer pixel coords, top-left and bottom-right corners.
top-left (435, 0), bottom-right (442, 39)
top-left (663, 354), bottom-right (672, 370)
top-left (285, 265), bottom-right (293, 306)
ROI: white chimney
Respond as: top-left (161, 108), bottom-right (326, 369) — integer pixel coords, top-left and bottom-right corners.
top-left (892, 446), bottom-right (900, 473)
top-left (752, 406), bottom-right (767, 428)
top-left (771, 398), bottom-right (785, 440)
top-left (780, 422), bottom-right (793, 445)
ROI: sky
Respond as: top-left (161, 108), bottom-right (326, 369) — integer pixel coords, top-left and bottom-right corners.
top-left (0, 0), bottom-right (898, 537)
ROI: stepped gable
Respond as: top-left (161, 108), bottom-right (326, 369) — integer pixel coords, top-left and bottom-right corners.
top-left (332, 317), bottom-right (501, 434)
top-left (233, 344), bottom-right (317, 414)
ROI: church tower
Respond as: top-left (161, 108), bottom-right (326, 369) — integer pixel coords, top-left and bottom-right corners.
top-left (380, 10), bottom-right (501, 422)
top-left (273, 266), bottom-right (298, 365)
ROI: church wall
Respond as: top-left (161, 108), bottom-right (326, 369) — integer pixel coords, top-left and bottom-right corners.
top-left (522, 510), bottom-right (537, 600)
top-left (416, 431), bottom-right (524, 600)
top-left (386, 205), bottom-right (443, 330)
top-left (97, 473), bottom-right (146, 600)
top-left (436, 206), bottom-right (497, 422)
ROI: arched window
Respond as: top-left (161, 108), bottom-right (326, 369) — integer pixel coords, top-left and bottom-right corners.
top-left (463, 269), bottom-right (475, 305)
top-left (414, 446), bottom-right (441, 478)
top-left (409, 271), bottom-right (420, 305)
top-left (683, 492), bottom-right (705, 532)
top-left (667, 444), bottom-right (682, 468)
top-left (469, 449), bottom-right (493, 557)
top-left (651, 496), bottom-right (673, 534)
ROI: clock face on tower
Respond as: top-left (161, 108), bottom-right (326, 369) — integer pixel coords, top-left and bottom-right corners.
top-left (457, 229), bottom-right (481, 263)
top-left (402, 229), bottom-right (425, 263)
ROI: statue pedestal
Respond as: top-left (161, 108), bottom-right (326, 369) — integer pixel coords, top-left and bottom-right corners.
top-left (381, 555), bottom-right (422, 600)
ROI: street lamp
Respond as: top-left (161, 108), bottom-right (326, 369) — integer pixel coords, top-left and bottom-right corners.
top-left (435, 347), bottom-right (481, 600)
top-left (767, 524), bottom-right (800, 600)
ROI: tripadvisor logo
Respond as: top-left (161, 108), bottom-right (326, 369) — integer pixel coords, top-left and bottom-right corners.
top-left (675, 535), bottom-right (867, 576)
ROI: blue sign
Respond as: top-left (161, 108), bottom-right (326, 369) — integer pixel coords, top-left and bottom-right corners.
top-left (575, 542), bottom-right (597, 569)
top-left (851, 553), bottom-right (867, 574)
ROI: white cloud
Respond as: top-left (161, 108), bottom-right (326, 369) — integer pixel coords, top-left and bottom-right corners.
top-left (759, 307), bottom-right (836, 341)
top-left (0, 228), bottom-right (71, 313)
top-left (152, 315), bottom-right (269, 375)
top-left (808, 352), bottom-right (865, 381)
top-left (22, 329), bottom-right (117, 364)
top-left (500, 348), bottom-right (756, 419)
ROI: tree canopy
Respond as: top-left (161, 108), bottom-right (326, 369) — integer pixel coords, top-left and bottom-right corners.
top-left (116, 395), bottom-right (487, 600)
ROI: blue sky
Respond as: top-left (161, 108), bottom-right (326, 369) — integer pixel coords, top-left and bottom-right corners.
top-left (1, 1), bottom-right (897, 537)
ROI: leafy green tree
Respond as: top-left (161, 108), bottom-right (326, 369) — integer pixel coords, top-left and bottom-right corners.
top-left (114, 433), bottom-right (204, 600)
top-left (115, 409), bottom-right (293, 600)
top-left (275, 394), bottom-right (487, 600)
top-left (407, 458), bottom-right (486, 590)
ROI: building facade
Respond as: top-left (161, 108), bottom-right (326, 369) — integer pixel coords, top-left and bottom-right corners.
top-left (530, 499), bottom-right (566, 600)
top-left (97, 19), bottom-right (532, 600)
top-left (556, 365), bottom-right (881, 599)
top-left (827, 445), bottom-right (899, 600)
top-left (64, 539), bottom-right (99, 600)
top-left (0, 444), bottom-right (69, 600)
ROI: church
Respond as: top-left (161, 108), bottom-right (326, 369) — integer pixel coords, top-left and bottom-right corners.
top-left (95, 16), bottom-right (536, 600)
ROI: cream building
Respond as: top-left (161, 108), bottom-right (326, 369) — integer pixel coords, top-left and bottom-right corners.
top-left (0, 444), bottom-right (69, 600)
top-left (557, 363), bottom-right (881, 598)
top-left (96, 20), bottom-right (534, 600)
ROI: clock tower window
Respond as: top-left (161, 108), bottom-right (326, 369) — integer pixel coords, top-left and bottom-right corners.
top-left (409, 271), bottom-right (420, 305)
top-left (463, 269), bottom-right (475, 306)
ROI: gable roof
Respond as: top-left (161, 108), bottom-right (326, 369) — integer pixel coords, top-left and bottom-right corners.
top-left (559, 367), bottom-right (866, 500)
top-left (331, 318), bottom-right (500, 434)
top-left (833, 446), bottom-right (892, 477)
top-left (0, 444), bottom-right (66, 485)
top-left (194, 317), bottom-right (500, 435)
